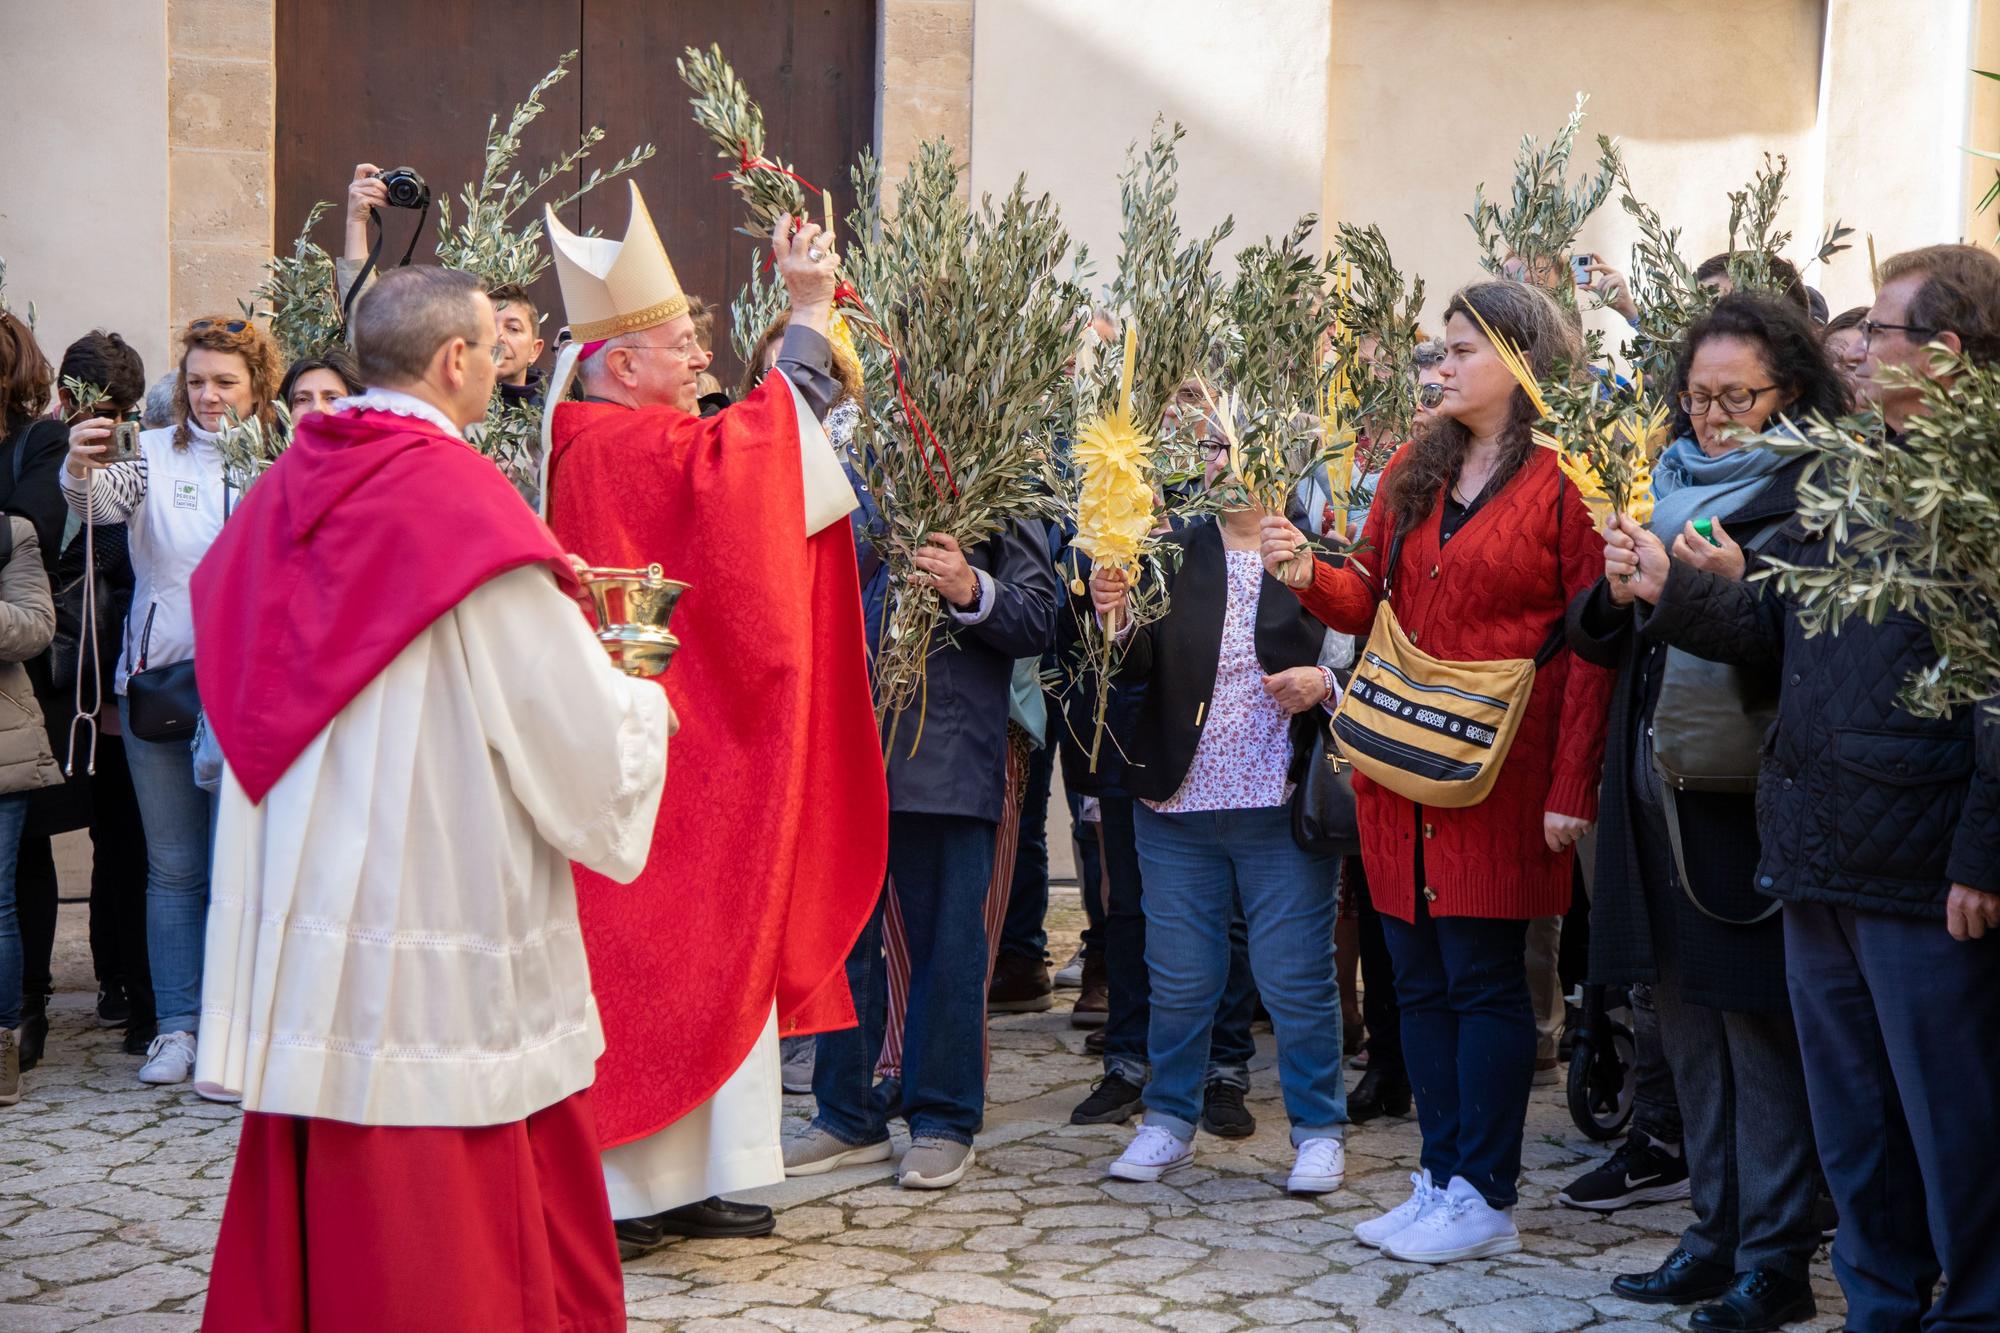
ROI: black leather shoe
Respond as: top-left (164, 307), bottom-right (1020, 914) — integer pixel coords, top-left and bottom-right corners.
top-left (1346, 1067), bottom-right (1412, 1124)
top-left (1690, 1268), bottom-right (1815, 1332)
top-left (1610, 1246), bottom-right (1734, 1305)
top-left (1197, 1080), bottom-right (1255, 1138)
top-left (652, 1196), bottom-right (777, 1240)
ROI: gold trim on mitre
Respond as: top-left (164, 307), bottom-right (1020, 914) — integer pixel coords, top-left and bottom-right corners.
top-left (545, 180), bottom-right (688, 343)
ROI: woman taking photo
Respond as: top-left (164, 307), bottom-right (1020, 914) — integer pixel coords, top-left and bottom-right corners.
top-left (1259, 280), bottom-right (1613, 1263)
top-left (1090, 419), bottom-right (1350, 1196)
top-left (1567, 292), bottom-right (1843, 1331)
top-left (63, 316), bottom-right (281, 1089)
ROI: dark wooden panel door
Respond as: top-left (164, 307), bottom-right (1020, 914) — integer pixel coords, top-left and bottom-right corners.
top-left (275, 0), bottom-right (586, 342)
top-left (580, 0), bottom-right (878, 384)
top-left (276, 1), bottom-right (876, 383)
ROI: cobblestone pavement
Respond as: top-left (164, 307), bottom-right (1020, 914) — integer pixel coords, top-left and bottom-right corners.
top-left (3, 891), bottom-right (1847, 1331)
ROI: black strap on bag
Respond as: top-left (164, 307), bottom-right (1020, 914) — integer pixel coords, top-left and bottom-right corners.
top-left (124, 604), bottom-right (202, 743)
top-left (1378, 506), bottom-right (1567, 671)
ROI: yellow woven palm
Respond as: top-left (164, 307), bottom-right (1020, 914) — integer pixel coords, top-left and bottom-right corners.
top-left (1073, 323), bottom-right (1155, 573)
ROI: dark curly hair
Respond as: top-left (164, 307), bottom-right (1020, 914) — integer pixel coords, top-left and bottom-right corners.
top-left (1380, 280), bottom-right (1580, 529)
top-left (58, 331), bottom-right (147, 417)
top-left (1667, 292), bottom-right (1850, 441)
top-left (0, 310), bottom-right (52, 429)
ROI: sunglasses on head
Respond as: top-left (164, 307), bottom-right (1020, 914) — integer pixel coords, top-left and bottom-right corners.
top-left (189, 319), bottom-right (249, 334)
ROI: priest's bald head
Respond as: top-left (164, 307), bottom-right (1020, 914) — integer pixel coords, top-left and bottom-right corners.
top-left (350, 266), bottom-right (499, 431)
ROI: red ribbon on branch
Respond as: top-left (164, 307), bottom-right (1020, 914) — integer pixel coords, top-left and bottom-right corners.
top-left (726, 143), bottom-right (959, 504)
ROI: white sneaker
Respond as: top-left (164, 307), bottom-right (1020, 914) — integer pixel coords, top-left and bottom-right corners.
top-left (1380, 1175), bottom-right (1521, 1263)
top-left (1354, 1169), bottom-right (1442, 1248)
top-left (1107, 1123), bottom-right (1194, 1182)
top-left (1053, 947), bottom-right (1086, 990)
top-left (1287, 1137), bottom-right (1345, 1194)
top-left (138, 1031), bottom-right (197, 1086)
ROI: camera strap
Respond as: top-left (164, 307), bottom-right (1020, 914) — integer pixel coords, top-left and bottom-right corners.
top-left (341, 199), bottom-right (433, 329)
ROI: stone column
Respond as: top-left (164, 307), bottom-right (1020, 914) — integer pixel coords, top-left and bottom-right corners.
top-left (167, 0), bottom-right (275, 330)
top-left (879, 0), bottom-right (975, 194)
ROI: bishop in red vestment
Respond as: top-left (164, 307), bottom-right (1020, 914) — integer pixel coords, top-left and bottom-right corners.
top-left (539, 184), bottom-right (886, 1247)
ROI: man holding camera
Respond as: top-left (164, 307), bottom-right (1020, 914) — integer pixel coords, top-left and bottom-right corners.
top-left (540, 181), bottom-right (886, 1255)
top-left (190, 265), bottom-right (671, 1330)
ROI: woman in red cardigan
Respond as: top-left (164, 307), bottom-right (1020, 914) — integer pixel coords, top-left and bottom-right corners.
top-left (1260, 280), bottom-right (1614, 1264)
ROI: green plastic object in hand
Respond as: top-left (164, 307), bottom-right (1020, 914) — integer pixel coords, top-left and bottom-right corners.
top-left (1692, 516), bottom-right (1716, 543)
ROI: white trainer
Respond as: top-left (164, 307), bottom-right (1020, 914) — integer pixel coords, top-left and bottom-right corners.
top-left (1107, 1123), bottom-right (1194, 1182)
top-left (1354, 1169), bottom-right (1442, 1248)
top-left (1287, 1137), bottom-right (1345, 1194)
top-left (1380, 1174), bottom-right (1522, 1263)
top-left (137, 1031), bottom-right (197, 1086)
top-left (1053, 948), bottom-right (1086, 989)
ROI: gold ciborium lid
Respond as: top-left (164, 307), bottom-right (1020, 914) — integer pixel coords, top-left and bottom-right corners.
top-left (575, 563), bottom-right (690, 678)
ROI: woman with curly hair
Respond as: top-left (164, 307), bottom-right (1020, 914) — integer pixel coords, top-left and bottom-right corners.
top-left (1258, 280), bottom-right (1615, 1263)
top-left (60, 315), bottom-right (280, 1091)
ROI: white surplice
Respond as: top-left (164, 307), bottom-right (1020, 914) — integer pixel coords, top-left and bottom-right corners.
top-left (195, 565), bottom-right (670, 1127)
top-left (599, 1005), bottom-right (784, 1217)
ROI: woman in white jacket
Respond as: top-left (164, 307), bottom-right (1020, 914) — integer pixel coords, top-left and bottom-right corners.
top-left (63, 316), bottom-right (281, 1088)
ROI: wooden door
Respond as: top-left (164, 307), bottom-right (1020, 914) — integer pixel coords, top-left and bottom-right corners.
top-left (274, 0), bottom-right (878, 384)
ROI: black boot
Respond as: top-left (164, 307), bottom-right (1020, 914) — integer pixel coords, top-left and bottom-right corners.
top-left (1197, 1080), bottom-right (1255, 1138)
top-left (1610, 1245), bottom-right (1734, 1304)
top-left (17, 994), bottom-right (46, 1072)
top-left (1690, 1269), bottom-right (1816, 1331)
top-left (1346, 1066), bottom-right (1412, 1124)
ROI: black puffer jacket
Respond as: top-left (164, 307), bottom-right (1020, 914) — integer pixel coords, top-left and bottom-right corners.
top-left (1641, 521), bottom-right (1999, 917)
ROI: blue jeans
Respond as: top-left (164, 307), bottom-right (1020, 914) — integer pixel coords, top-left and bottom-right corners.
top-left (1786, 901), bottom-right (2000, 1330)
top-left (814, 812), bottom-right (997, 1147)
top-left (1102, 796), bottom-right (1257, 1087)
top-left (998, 739), bottom-right (1054, 960)
top-left (1381, 892), bottom-right (1534, 1208)
top-left (0, 793), bottom-right (31, 1029)
top-left (119, 696), bottom-right (214, 1034)
top-left (1133, 802), bottom-right (1345, 1145)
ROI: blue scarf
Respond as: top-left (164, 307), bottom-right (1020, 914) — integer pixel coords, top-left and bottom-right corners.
top-left (1646, 431), bottom-right (1794, 542)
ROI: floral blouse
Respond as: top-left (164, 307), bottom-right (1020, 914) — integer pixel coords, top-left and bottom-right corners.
top-left (1150, 548), bottom-right (1298, 814)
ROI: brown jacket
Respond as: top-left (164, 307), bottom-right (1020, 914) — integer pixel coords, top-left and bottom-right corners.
top-left (0, 516), bottom-right (60, 795)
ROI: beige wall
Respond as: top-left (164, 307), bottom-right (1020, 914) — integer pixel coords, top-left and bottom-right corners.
top-left (0, 0), bottom-right (174, 381)
top-left (167, 0), bottom-right (276, 334)
top-left (968, 0), bottom-right (1332, 271)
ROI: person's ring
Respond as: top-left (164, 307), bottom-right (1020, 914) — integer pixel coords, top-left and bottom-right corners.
top-left (808, 245), bottom-right (824, 261)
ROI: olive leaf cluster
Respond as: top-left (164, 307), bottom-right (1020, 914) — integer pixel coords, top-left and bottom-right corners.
top-left (1100, 119), bottom-right (1234, 433)
top-left (1208, 216), bottom-right (1337, 515)
top-left (433, 51), bottom-right (656, 293)
top-left (680, 43), bottom-right (815, 243)
top-left (244, 202), bottom-right (345, 364)
top-left (0, 255), bottom-right (33, 329)
top-left (1759, 352), bottom-right (2000, 720)
top-left (841, 142), bottom-right (1089, 725)
top-left (1329, 220), bottom-right (1427, 449)
top-left (216, 401), bottom-right (294, 496)
top-left (1720, 153), bottom-right (1853, 298)
top-left (57, 377), bottom-right (109, 419)
top-left (1467, 93), bottom-right (1619, 304)
top-left (1610, 152), bottom-right (1712, 390)
top-left (470, 395), bottom-right (544, 503)
top-left (728, 252), bottom-right (789, 368)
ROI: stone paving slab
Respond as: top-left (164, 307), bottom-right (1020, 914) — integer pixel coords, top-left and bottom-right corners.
top-left (3, 893), bottom-right (1847, 1329)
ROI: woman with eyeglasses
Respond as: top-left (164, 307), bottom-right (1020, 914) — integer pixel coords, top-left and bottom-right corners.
top-left (61, 315), bottom-right (281, 1092)
top-left (1564, 292), bottom-right (1846, 1326)
top-left (1087, 416), bottom-right (1351, 1196)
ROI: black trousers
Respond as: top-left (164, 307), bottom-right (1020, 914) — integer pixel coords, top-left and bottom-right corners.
top-left (1342, 855), bottom-right (1404, 1081)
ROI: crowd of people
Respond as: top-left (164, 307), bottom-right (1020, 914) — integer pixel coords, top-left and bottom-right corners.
top-left (0, 151), bottom-right (1992, 1333)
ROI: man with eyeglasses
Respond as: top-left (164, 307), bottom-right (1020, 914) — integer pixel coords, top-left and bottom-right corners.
top-left (537, 182), bottom-right (888, 1258)
top-left (1610, 243), bottom-right (2000, 1330)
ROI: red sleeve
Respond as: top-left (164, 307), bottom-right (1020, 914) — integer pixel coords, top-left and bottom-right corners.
top-left (1545, 477), bottom-right (1617, 821)
top-left (1295, 463), bottom-right (1394, 635)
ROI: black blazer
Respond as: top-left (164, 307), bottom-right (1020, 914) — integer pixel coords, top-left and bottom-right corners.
top-left (1112, 520), bottom-right (1328, 804)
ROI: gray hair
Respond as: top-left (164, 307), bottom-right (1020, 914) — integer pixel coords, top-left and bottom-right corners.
top-left (576, 330), bottom-right (639, 395)
top-left (141, 372), bottom-right (177, 429)
top-left (350, 267), bottom-right (487, 386)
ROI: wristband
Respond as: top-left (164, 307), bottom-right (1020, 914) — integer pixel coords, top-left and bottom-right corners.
top-left (1318, 665), bottom-right (1337, 704)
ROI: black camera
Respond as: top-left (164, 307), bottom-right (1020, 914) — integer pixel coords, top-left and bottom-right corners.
top-left (376, 167), bottom-right (431, 210)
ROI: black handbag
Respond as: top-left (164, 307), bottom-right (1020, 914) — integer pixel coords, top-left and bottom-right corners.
top-left (125, 604), bottom-right (201, 743)
top-left (1292, 713), bottom-right (1361, 855)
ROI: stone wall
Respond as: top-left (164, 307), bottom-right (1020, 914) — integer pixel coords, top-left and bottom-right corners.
top-left (879, 0), bottom-right (975, 193)
top-left (167, 0), bottom-right (275, 330)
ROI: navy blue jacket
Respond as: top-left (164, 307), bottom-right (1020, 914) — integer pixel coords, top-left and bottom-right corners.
top-left (1642, 518), bottom-right (1999, 916)
top-left (854, 504), bottom-right (1060, 823)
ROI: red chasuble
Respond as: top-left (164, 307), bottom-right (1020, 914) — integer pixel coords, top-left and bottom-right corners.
top-left (548, 375), bottom-right (886, 1148)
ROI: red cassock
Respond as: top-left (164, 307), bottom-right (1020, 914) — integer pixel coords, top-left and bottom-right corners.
top-left (547, 375), bottom-right (887, 1148)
